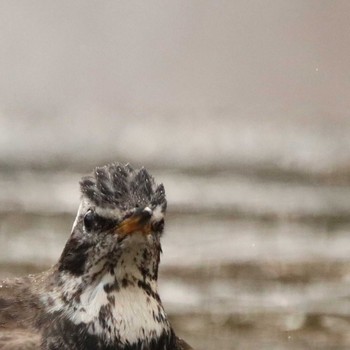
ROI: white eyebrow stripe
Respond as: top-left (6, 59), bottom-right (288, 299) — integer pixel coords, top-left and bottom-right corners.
top-left (152, 205), bottom-right (164, 221)
top-left (71, 202), bottom-right (84, 232)
top-left (95, 206), bottom-right (123, 219)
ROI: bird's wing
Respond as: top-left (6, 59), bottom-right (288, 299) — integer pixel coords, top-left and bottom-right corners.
top-left (0, 279), bottom-right (41, 329)
top-left (0, 274), bottom-right (46, 349)
top-left (0, 329), bottom-right (41, 350)
top-left (175, 336), bottom-right (194, 350)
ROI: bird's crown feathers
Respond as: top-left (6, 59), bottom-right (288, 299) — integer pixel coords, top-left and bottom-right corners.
top-left (79, 163), bottom-right (166, 212)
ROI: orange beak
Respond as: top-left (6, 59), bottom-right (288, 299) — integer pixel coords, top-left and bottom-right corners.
top-left (117, 208), bottom-right (152, 236)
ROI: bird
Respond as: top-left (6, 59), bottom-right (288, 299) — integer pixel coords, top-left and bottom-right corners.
top-left (0, 163), bottom-right (193, 350)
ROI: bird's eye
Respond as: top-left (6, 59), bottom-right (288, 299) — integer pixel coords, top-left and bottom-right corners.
top-left (84, 209), bottom-right (95, 232)
top-left (152, 219), bottom-right (164, 233)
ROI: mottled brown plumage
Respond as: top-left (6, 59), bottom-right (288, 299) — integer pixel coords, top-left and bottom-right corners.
top-left (0, 163), bottom-right (193, 350)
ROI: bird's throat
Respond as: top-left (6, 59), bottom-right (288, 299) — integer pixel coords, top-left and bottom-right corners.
top-left (43, 268), bottom-right (171, 347)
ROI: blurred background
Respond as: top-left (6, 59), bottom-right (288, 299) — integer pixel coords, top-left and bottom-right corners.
top-left (1, 1), bottom-right (350, 349)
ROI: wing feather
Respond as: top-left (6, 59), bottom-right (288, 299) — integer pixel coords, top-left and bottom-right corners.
top-left (0, 329), bottom-right (41, 350)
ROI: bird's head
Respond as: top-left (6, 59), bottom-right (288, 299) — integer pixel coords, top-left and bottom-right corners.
top-left (58, 163), bottom-right (167, 282)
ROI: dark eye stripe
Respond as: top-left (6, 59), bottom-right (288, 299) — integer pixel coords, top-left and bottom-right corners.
top-left (94, 214), bottom-right (118, 231)
top-left (152, 219), bottom-right (165, 233)
top-left (83, 210), bottom-right (117, 232)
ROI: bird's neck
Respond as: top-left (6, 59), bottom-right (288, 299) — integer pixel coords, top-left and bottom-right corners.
top-left (43, 258), bottom-right (171, 348)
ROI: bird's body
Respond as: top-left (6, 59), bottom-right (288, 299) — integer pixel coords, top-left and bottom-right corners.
top-left (0, 163), bottom-right (192, 350)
